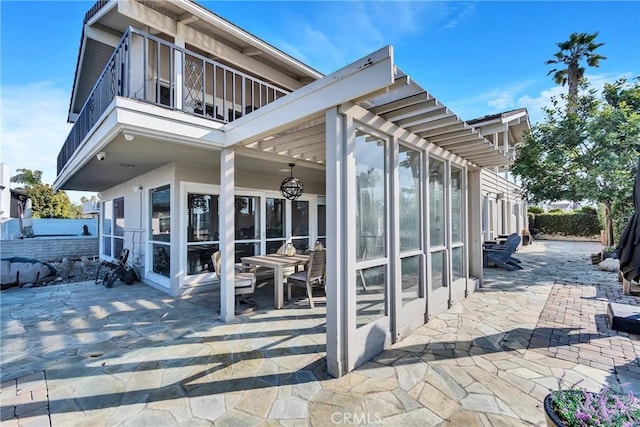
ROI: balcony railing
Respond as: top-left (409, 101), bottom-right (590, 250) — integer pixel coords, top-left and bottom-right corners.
top-left (57, 27), bottom-right (289, 175)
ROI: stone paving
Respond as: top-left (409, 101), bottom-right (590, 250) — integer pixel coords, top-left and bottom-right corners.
top-left (1, 240), bottom-right (639, 426)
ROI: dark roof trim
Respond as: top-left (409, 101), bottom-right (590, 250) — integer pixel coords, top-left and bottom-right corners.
top-left (467, 108), bottom-right (527, 125)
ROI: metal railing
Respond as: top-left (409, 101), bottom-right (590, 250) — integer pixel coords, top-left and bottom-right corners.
top-left (57, 27), bottom-right (289, 175)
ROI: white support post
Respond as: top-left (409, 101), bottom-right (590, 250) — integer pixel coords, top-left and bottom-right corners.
top-left (326, 107), bottom-right (346, 377)
top-left (174, 25), bottom-right (186, 111)
top-left (467, 169), bottom-right (483, 289)
top-left (220, 148), bottom-right (235, 322)
top-left (503, 129), bottom-right (509, 154)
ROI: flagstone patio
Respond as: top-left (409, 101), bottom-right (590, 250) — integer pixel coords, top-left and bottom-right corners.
top-left (1, 240), bottom-right (638, 426)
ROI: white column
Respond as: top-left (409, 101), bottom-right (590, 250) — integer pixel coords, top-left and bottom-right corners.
top-left (174, 24), bottom-right (186, 110)
top-left (326, 107), bottom-right (346, 377)
top-left (220, 148), bottom-right (235, 322)
top-left (467, 169), bottom-right (483, 289)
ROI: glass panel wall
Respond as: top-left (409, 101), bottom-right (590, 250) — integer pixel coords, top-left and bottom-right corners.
top-left (401, 255), bottom-right (421, 305)
top-left (451, 167), bottom-right (462, 244)
top-left (235, 196), bottom-right (259, 263)
top-left (429, 158), bottom-right (446, 290)
top-left (317, 196), bottom-right (326, 247)
top-left (102, 198), bottom-right (124, 258)
top-left (150, 186), bottom-right (171, 277)
top-left (291, 200), bottom-right (309, 253)
top-left (355, 129), bottom-right (387, 327)
top-left (266, 197), bottom-right (285, 254)
top-left (399, 145), bottom-right (422, 305)
top-left (186, 193), bottom-right (219, 275)
top-left (429, 158), bottom-right (445, 247)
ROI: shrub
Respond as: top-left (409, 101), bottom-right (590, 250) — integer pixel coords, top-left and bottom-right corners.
top-left (528, 206), bottom-right (544, 214)
top-left (580, 206), bottom-right (598, 216)
top-left (535, 212), bottom-right (601, 237)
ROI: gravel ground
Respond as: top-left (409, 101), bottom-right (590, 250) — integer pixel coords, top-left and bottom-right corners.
top-left (1, 257), bottom-right (103, 290)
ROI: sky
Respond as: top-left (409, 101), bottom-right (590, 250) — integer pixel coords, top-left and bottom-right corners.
top-left (1, 1), bottom-right (639, 203)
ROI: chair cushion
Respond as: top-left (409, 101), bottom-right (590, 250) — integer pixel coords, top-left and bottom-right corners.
top-left (234, 273), bottom-right (254, 289)
top-left (287, 270), bottom-right (307, 283)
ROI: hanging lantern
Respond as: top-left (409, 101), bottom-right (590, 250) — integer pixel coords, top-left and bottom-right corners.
top-left (280, 163), bottom-right (304, 200)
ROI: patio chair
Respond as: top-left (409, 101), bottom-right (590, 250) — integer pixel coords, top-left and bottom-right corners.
top-left (483, 234), bottom-right (523, 271)
top-left (483, 233), bottom-right (522, 264)
top-left (286, 249), bottom-right (326, 308)
top-left (212, 251), bottom-right (257, 313)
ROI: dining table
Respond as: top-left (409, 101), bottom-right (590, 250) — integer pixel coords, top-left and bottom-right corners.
top-left (240, 253), bottom-right (309, 309)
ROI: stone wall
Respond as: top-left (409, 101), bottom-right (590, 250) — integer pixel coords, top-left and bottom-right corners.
top-left (0, 237), bottom-right (99, 262)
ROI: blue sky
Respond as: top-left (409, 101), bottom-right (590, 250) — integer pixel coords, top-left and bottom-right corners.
top-left (1, 1), bottom-right (639, 202)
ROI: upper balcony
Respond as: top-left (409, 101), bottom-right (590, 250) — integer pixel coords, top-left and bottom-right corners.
top-left (57, 27), bottom-right (289, 176)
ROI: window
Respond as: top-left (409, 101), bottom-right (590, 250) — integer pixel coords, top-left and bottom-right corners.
top-left (429, 157), bottom-right (446, 290)
top-left (291, 200), bottom-right (309, 252)
top-left (354, 129), bottom-right (387, 328)
top-left (317, 196), bottom-right (326, 247)
top-left (399, 145), bottom-right (422, 305)
top-left (186, 193), bottom-right (219, 275)
top-left (266, 197), bottom-right (285, 254)
top-left (102, 197), bottom-right (124, 258)
top-left (150, 185), bottom-right (171, 277)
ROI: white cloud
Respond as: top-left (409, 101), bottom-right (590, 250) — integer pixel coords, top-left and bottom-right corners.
top-left (448, 71), bottom-right (634, 124)
top-left (272, 1), bottom-right (439, 74)
top-left (443, 4), bottom-right (476, 29)
top-left (1, 81), bottom-right (94, 203)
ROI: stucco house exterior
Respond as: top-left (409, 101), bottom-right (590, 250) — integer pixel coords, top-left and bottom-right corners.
top-left (54, 0), bottom-right (529, 377)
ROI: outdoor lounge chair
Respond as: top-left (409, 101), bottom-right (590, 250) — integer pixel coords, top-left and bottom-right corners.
top-left (212, 251), bottom-right (257, 313)
top-left (286, 249), bottom-right (326, 308)
top-left (484, 234), bottom-right (523, 271)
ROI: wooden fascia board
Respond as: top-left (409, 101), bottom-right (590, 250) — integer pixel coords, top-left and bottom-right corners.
top-left (224, 46), bottom-right (395, 146)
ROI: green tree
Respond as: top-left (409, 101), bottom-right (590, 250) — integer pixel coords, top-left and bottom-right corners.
top-left (10, 168), bottom-right (81, 218)
top-left (513, 78), bottom-right (640, 246)
top-left (546, 32), bottom-right (606, 112)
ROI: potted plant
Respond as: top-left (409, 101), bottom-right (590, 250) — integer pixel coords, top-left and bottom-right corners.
top-left (544, 386), bottom-right (639, 426)
top-left (521, 229), bottom-right (531, 246)
top-left (602, 246), bottom-right (618, 260)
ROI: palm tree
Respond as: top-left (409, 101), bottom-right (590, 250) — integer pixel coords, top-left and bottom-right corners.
top-left (10, 168), bottom-right (43, 189)
top-left (546, 32), bottom-right (606, 112)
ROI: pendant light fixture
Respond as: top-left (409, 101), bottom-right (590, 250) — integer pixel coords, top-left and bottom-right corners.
top-left (280, 163), bottom-right (304, 200)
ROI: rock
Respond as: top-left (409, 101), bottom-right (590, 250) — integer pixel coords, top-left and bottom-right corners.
top-left (80, 256), bottom-right (91, 266)
top-left (597, 258), bottom-right (619, 272)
